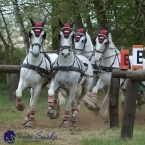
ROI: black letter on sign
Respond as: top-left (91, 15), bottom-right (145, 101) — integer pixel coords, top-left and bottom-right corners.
top-left (124, 54), bottom-right (129, 65)
top-left (137, 50), bottom-right (143, 64)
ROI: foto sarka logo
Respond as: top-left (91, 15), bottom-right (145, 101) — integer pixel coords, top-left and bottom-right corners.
top-left (3, 130), bottom-right (57, 143)
top-left (3, 130), bottom-right (16, 144)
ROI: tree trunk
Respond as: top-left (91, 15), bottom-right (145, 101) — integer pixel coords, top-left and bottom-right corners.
top-left (12, 0), bottom-right (30, 54)
top-left (0, 32), bottom-right (11, 84)
top-left (93, 0), bottom-right (109, 29)
top-left (75, 13), bottom-right (83, 29)
top-left (132, 0), bottom-right (145, 44)
top-left (86, 15), bottom-right (93, 40)
top-left (0, 8), bottom-right (14, 64)
top-left (51, 2), bottom-right (59, 50)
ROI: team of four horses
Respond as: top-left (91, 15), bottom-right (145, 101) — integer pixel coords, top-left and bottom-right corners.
top-left (15, 18), bottom-right (145, 128)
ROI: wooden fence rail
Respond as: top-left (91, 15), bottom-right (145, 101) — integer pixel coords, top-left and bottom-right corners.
top-left (110, 69), bottom-right (145, 139)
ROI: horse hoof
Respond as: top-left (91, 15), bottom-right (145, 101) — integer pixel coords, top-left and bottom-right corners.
top-left (70, 116), bottom-right (77, 127)
top-left (87, 105), bottom-right (100, 116)
top-left (25, 122), bottom-right (33, 127)
top-left (16, 102), bottom-right (25, 111)
top-left (22, 120), bottom-right (28, 125)
top-left (47, 110), bottom-right (59, 119)
top-left (70, 116), bottom-right (77, 122)
top-left (94, 106), bottom-right (100, 116)
top-left (59, 122), bottom-right (68, 128)
top-left (105, 118), bottom-right (110, 124)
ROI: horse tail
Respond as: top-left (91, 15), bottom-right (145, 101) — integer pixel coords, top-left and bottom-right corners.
top-left (84, 92), bottom-right (96, 108)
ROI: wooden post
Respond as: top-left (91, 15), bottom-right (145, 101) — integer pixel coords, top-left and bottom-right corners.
top-left (109, 76), bottom-right (120, 128)
top-left (9, 74), bottom-right (20, 102)
top-left (121, 78), bottom-right (138, 139)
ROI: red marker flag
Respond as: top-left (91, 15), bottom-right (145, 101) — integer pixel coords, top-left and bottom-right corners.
top-left (120, 50), bottom-right (129, 70)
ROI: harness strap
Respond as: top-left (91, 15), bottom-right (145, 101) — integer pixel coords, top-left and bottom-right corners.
top-left (51, 66), bottom-right (89, 76)
top-left (21, 63), bottom-right (51, 78)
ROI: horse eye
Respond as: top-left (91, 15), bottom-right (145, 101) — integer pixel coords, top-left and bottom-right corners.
top-left (82, 40), bottom-right (84, 43)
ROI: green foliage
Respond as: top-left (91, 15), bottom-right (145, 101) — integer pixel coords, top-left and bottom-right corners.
top-left (13, 48), bottom-right (26, 65)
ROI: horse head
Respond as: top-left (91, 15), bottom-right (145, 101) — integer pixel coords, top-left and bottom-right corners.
top-left (58, 19), bottom-right (75, 58)
top-left (29, 18), bottom-right (47, 57)
top-left (93, 26), bottom-right (111, 61)
top-left (74, 27), bottom-right (88, 54)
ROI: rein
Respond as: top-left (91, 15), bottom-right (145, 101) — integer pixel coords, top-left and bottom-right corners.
top-left (103, 52), bottom-right (120, 59)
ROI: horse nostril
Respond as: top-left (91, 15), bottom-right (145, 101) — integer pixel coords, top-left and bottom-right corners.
top-left (68, 53), bottom-right (70, 56)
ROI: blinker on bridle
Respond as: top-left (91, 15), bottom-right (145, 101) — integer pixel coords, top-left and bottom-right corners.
top-left (59, 23), bottom-right (74, 48)
top-left (30, 22), bottom-right (45, 50)
top-left (75, 28), bottom-right (87, 52)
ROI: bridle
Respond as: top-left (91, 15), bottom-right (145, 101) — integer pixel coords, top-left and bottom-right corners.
top-left (59, 46), bottom-right (73, 55)
top-left (74, 29), bottom-right (87, 52)
top-left (95, 32), bottom-right (120, 72)
top-left (58, 26), bottom-right (74, 48)
top-left (29, 29), bottom-right (46, 54)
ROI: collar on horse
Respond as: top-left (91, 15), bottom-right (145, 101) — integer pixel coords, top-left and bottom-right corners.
top-left (21, 53), bottom-right (53, 78)
top-left (51, 54), bottom-right (92, 77)
top-left (98, 50), bottom-right (120, 72)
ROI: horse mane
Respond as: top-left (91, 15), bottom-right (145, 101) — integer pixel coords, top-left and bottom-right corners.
top-left (108, 33), bottom-right (117, 49)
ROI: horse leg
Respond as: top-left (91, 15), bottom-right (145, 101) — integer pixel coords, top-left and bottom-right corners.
top-left (15, 79), bottom-right (28, 111)
top-left (87, 79), bottom-right (105, 115)
top-left (100, 87), bottom-right (110, 116)
top-left (47, 81), bottom-right (59, 119)
top-left (22, 88), bottom-right (34, 125)
top-left (25, 85), bottom-right (42, 127)
top-left (71, 82), bottom-right (91, 127)
top-left (60, 86), bottom-right (77, 128)
top-left (53, 90), bottom-right (60, 118)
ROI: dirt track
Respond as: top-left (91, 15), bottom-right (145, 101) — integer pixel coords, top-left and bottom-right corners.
top-left (0, 96), bottom-right (145, 145)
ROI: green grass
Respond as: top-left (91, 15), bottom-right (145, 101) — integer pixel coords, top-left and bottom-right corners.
top-left (82, 126), bottom-right (145, 145)
top-left (0, 83), bottom-right (49, 124)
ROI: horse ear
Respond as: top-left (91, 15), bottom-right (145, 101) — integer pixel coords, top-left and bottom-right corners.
top-left (43, 32), bottom-right (46, 39)
top-left (93, 38), bottom-right (96, 46)
top-left (28, 30), bottom-right (31, 38)
top-left (71, 20), bottom-right (75, 28)
top-left (98, 24), bottom-right (101, 33)
top-left (75, 24), bottom-right (78, 32)
top-left (84, 26), bottom-right (87, 33)
top-left (42, 17), bottom-right (47, 27)
top-left (30, 18), bottom-right (35, 26)
top-left (58, 18), bottom-right (63, 28)
top-left (107, 27), bottom-right (111, 33)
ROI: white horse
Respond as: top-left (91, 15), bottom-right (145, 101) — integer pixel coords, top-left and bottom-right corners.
top-left (74, 28), bottom-right (102, 114)
top-left (92, 27), bottom-right (145, 117)
top-left (15, 18), bottom-right (65, 127)
top-left (47, 19), bottom-right (95, 127)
